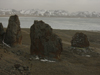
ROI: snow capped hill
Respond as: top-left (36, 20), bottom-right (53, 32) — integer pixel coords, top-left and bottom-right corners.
top-left (19, 9), bottom-right (69, 17)
top-left (0, 9), bottom-right (20, 15)
top-left (0, 9), bottom-right (100, 17)
top-left (69, 11), bottom-right (100, 18)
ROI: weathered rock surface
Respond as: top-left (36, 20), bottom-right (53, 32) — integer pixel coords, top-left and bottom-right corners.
top-left (4, 15), bottom-right (22, 46)
top-left (30, 20), bottom-right (63, 60)
top-left (71, 32), bottom-right (89, 48)
top-left (0, 23), bottom-right (5, 43)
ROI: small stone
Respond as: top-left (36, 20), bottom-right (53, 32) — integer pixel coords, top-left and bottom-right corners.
top-left (29, 58), bottom-right (32, 61)
top-left (14, 64), bottom-right (21, 69)
top-left (23, 66), bottom-right (30, 71)
top-left (16, 52), bottom-right (21, 55)
top-left (85, 55), bottom-right (91, 57)
top-left (18, 67), bottom-right (24, 71)
top-left (35, 56), bottom-right (39, 60)
top-left (4, 50), bottom-right (7, 53)
top-left (20, 71), bottom-right (24, 74)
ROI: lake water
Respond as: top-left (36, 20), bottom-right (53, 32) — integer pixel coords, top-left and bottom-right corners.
top-left (0, 17), bottom-right (100, 31)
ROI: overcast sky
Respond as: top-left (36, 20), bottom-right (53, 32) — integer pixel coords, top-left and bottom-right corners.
top-left (0, 0), bottom-right (100, 12)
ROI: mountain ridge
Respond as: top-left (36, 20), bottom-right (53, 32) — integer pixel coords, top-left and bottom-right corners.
top-left (0, 9), bottom-right (100, 18)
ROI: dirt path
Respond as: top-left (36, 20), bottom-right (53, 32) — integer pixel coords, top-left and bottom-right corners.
top-left (21, 30), bottom-right (30, 34)
top-left (62, 41), bottom-right (70, 45)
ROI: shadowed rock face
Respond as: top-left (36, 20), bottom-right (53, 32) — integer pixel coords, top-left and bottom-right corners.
top-left (0, 23), bottom-right (5, 43)
top-left (71, 32), bottom-right (89, 48)
top-left (30, 20), bottom-right (63, 60)
top-left (4, 15), bottom-right (22, 46)
top-left (0, 23), bottom-right (5, 35)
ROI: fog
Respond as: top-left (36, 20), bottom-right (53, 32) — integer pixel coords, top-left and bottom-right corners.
top-left (0, 0), bottom-right (100, 12)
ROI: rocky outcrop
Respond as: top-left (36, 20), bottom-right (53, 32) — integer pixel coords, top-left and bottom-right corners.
top-left (0, 23), bottom-right (5, 43)
top-left (71, 32), bottom-right (89, 48)
top-left (30, 20), bottom-right (63, 60)
top-left (4, 15), bottom-right (22, 46)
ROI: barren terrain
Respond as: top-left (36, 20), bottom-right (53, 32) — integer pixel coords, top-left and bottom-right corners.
top-left (0, 29), bottom-right (100, 75)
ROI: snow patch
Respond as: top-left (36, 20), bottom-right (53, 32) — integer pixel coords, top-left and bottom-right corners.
top-left (35, 56), bottom-right (39, 60)
top-left (85, 55), bottom-right (91, 57)
top-left (40, 59), bottom-right (56, 62)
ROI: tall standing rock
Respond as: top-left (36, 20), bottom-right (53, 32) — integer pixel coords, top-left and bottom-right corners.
top-left (0, 23), bottom-right (5, 43)
top-left (4, 15), bottom-right (22, 46)
top-left (71, 32), bottom-right (89, 48)
top-left (30, 20), bottom-right (63, 60)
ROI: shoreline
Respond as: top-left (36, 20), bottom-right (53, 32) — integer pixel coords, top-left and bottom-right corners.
top-left (0, 15), bottom-right (100, 18)
top-left (4, 27), bottom-right (100, 32)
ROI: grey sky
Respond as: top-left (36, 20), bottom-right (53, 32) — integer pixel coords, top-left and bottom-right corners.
top-left (0, 0), bottom-right (100, 12)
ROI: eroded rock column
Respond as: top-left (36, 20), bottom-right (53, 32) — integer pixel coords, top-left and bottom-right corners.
top-left (30, 20), bottom-right (63, 60)
top-left (4, 15), bottom-right (22, 46)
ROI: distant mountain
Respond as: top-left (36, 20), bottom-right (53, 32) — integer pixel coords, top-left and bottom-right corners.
top-left (0, 9), bottom-right (21, 15)
top-left (69, 11), bottom-right (100, 18)
top-left (0, 9), bottom-right (100, 18)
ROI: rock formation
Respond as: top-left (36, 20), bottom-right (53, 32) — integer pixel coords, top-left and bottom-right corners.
top-left (4, 15), bottom-right (22, 46)
top-left (0, 23), bottom-right (5, 43)
top-left (71, 32), bottom-right (89, 48)
top-left (30, 20), bottom-right (63, 60)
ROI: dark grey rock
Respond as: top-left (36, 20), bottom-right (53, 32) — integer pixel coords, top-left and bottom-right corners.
top-left (4, 15), bottom-right (22, 46)
top-left (14, 64), bottom-right (21, 69)
top-left (30, 20), bottom-right (63, 60)
top-left (0, 23), bottom-right (5, 43)
top-left (71, 32), bottom-right (89, 48)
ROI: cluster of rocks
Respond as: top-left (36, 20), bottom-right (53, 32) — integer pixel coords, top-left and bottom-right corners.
top-left (11, 50), bottom-right (24, 56)
top-left (0, 14), bottom-right (99, 62)
top-left (14, 64), bottom-right (30, 73)
top-left (30, 20), bottom-right (63, 60)
top-left (69, 47), bottom-right (99, 57)
top-left (14, 64), bottom-right (30, 75)
top-left (0, 15), bottom-right (63, 61)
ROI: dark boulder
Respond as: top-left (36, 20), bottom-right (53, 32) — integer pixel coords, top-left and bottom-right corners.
top-left (0, 23), bottom-right (5, 43)
top-left (71, 32), bottom-right (89, 48)
top-left (4, 15), bottom-right (22, 46)
top-left (30, 20), bottom-right (63, 60)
